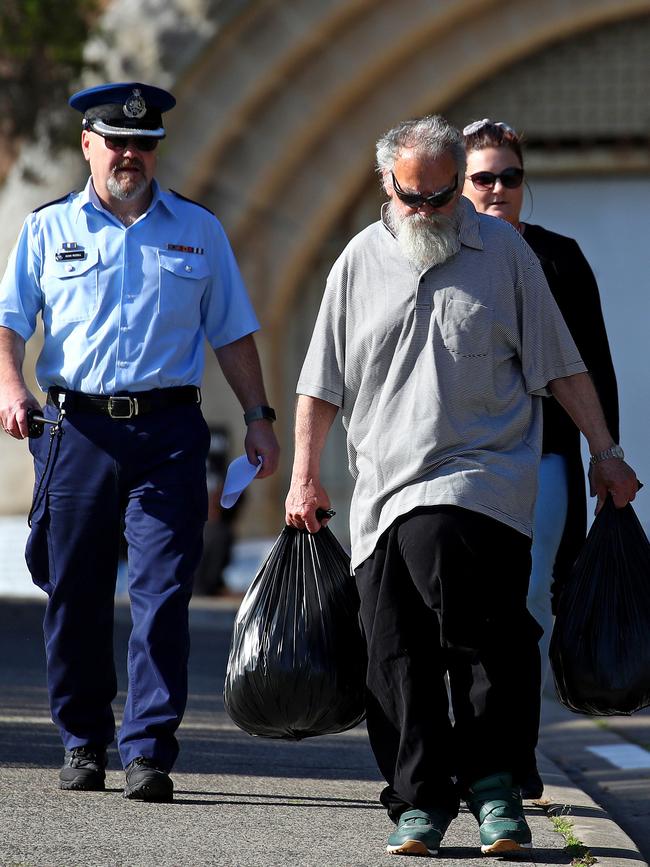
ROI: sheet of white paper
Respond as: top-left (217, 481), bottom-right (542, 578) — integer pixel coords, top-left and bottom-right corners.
top-left (220, 454), bottom-right (263, 508)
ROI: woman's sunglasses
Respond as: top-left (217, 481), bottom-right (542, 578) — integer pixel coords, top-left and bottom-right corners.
top-left (466, 167), bottom-right (524, 191)
top-left (391, 172), bottom-right (458, 209)
top-left (462, 119), bottom-right (517, 137)
top-left (97, 133), bottom-right (159, 153)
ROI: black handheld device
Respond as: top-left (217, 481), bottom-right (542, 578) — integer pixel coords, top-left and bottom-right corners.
top-left (27, 409), bottom-right (57, 438)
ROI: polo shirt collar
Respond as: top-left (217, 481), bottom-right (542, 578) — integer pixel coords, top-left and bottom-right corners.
top-left (380, 195), bottom-right (484, 251)
top-left (456, 195), bottom-right (484, 250)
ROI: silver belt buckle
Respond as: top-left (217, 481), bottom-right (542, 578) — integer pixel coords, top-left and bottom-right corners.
top-left (107, 396), bottom-right (138, 418)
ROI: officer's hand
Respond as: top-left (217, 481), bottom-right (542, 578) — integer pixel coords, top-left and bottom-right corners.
top-left (285, 477), bottom-right (332, 534)
top-left (244, 420), bottom-right (280, 478)
top-left (0, 387), bottom-right (40, 440)
top-left (592, 458), bottom-right (639, 513)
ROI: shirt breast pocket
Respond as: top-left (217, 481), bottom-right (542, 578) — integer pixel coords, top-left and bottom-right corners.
top-left (42, 248), bottom-right (100, 323)
top-left (158, 252), bottom-right (210, 327)
top-left (438, 297), bottom-right (492, 358)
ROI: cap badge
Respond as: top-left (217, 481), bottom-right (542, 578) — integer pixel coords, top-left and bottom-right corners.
top-left (123, 88), bottom-right (147, 119)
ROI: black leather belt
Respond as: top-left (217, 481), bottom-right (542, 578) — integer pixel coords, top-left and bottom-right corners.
top-left (47, 386), bottom-right (201, 419)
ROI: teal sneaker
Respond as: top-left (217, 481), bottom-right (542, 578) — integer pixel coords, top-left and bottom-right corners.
top-left (386, 808), bottom-right (454, 856)
top-left (464, 773), bottom-right (532, 855)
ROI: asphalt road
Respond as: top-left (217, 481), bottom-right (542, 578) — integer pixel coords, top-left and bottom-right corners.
top-left (0, 596), bottom-right (645, 867)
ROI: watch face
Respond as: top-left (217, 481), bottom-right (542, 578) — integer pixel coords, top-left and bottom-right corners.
top-left (612, 445), bottom-right (625, 460)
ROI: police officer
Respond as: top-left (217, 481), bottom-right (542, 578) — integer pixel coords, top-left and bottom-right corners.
top-left (0, 82), bottom-right (279, 801)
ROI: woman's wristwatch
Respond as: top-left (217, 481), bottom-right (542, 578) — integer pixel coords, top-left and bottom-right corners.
top-left (589, 444), bottom-right (624, 464)
top-left (243, 405), bottom-right (276, 424)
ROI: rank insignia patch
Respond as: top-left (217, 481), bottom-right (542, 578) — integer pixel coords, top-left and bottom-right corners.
top-left (167, 243), bottom-right (205, 255)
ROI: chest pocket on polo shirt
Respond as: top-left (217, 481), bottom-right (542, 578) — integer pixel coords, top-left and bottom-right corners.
top-left (42, 248), bottom-right (100, 323)
top-left (438, 296), bottom-right (492, 358)
top-left (158, 252), bottom-right (210, 326)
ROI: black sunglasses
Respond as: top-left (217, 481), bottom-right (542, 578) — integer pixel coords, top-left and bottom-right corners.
top-left (391, 172), bottom-right (458, 209)
top-left (466, 167), bottom-right (524, 191)
top-left (97, 133), bottom-right (159, 153)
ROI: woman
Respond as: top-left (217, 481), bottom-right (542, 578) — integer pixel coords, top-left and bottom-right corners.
top-left (462, 119), bottom-right (620, 798)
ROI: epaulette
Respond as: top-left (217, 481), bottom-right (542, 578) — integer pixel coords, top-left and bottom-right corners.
top-left (169, 189), bottom-right (215, 216)
top-left (32, 192), bottom-right (76, 213)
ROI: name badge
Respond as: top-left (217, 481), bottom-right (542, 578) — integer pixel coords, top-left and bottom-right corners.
top-left (55, 242), bottom-right (86, 262)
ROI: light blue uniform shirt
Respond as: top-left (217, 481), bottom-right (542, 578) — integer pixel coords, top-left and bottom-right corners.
top-left (0, 178), bottom-right (259, 394)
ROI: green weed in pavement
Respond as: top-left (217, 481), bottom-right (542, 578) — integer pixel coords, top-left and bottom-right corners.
top-left (551, 816), bottom-right (597, 866)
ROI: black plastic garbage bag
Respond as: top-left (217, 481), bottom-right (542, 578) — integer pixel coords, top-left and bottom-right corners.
top-left (224, 524), bottom-right (367, 738)
top-left (550, 496), bottom-right (650, 715)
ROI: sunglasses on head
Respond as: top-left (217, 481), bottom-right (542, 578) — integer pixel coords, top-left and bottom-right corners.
top-left (96, 132), bottom-right (159, 152)
top-left (462, 118), bottom-right (517, 137)
top-left (391, 172), bottom-right (458, 209)
top-left (466, 167), bottom-right (524, 191)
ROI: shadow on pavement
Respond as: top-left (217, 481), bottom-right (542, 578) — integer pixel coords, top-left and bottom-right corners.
top-left (588, 847), bottom-right (648, 861)
top-left (0, 598), bottom-right (382, 781)
top-left (172, 792), bottom-right (383, 809)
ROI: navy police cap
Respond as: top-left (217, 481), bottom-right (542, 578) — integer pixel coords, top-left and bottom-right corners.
top-left (69, 82), bottom-right (176, 139)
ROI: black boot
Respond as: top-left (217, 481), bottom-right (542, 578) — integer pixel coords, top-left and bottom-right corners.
top-left (59, 745), bottom-right (107, 791)
top-left (123, 757), bottom-right (173, 802)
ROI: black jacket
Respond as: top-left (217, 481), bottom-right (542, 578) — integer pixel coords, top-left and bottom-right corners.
top-left (522, 223), bottom-right (620, 603)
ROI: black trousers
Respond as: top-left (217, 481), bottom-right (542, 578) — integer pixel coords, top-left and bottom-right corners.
top-left (354, 506), bottom-right (542, 821)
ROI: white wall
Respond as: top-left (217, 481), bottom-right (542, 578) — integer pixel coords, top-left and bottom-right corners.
top-left (525, 175), bottom-right (650, 533)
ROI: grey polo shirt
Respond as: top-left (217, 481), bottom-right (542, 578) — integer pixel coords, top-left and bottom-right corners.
top-left (297, 197), bottom-right (586, 570)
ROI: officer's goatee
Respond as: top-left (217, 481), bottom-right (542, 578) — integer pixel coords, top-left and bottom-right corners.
top-left (107, 161), bottom-right (148, 201)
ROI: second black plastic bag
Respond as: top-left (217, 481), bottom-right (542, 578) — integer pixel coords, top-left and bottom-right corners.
top-left (550, 496), bottom-right (650, 715)
top-left (224, 524), bottom-right (367, 738)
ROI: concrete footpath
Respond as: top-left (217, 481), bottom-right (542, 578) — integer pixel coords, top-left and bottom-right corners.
top-left (0, 597), bottom-right (646, 867)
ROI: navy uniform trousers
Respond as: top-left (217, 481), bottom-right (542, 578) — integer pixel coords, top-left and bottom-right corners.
top-left (26, 401), bottom-right (210, 771)
top-left (354, 505), bottom-right (543, 821)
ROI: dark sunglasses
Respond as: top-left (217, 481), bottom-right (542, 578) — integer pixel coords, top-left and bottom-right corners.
top-left (462, 119), bottom-right (517, 137)
top-left (466, 167), bottom-right (524, 191)
top-left (98, 133), bottom-right (159, 153)
top-left (391, 172), bottom-right (458, 209)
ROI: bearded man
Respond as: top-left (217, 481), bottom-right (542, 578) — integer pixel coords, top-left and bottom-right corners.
top-left (0, 82), bottom-right (279, 801)
top-left (285, 115), bottom-right (637, 857)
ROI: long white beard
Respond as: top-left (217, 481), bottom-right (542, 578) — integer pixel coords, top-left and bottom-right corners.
top-left (387, 199), bottom-right (461, 271)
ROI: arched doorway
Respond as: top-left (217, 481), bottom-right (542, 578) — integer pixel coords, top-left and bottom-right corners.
top-left (157, 0), bottom-right (649, 537)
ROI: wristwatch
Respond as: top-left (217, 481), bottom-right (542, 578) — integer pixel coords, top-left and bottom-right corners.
top-left (243, 404), bottom-right (276, 424)
top-left (589, 444), bottom-right (624, 465)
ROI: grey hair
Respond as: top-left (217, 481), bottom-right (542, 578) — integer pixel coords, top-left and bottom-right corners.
top-left (375, 115), bottom-right (466, 179)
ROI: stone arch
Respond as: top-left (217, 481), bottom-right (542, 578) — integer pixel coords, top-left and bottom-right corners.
top-left (153, 0), bottom-right (649, 521)
top-left (1, 0), bottom-right (645, 525)
top-left (160, 0), bottom-right (648, 335)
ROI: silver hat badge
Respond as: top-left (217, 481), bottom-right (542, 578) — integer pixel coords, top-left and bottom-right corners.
top-left (123, 88), bottom-right (147, 119)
